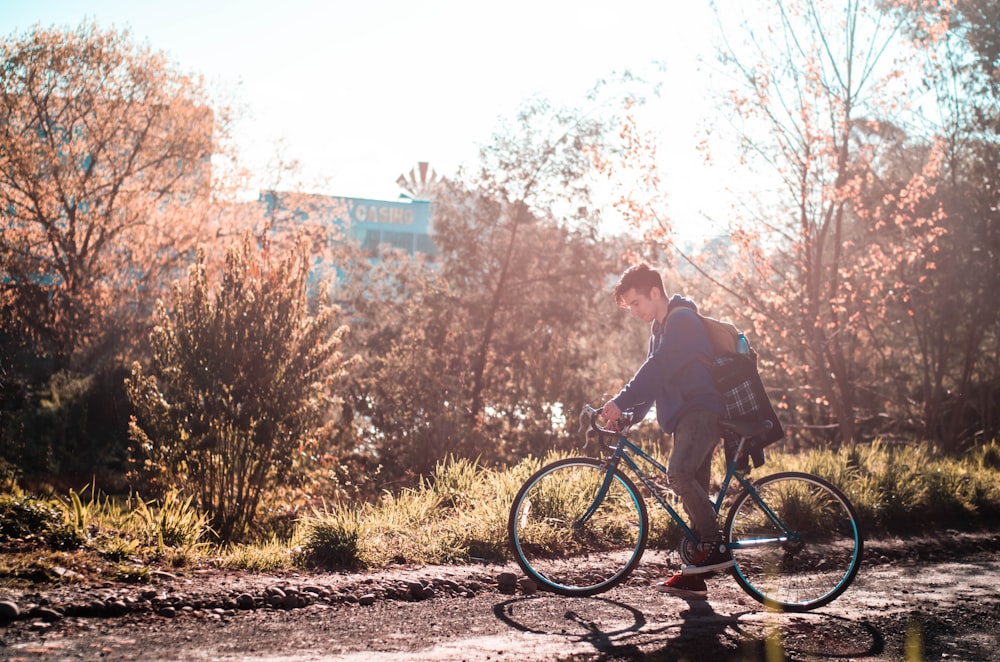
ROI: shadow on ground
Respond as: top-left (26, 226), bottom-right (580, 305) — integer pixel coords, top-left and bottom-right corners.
top-left (494, 594), bottom-right (885, 661)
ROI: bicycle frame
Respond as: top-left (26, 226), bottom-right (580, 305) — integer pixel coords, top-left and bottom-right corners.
top-left (581, 431), bottom-right (798, 550)
top-left (510, 406), bottom-right (863, 608)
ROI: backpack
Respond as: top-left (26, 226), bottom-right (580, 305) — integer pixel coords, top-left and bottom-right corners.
top-left (698, 315), bottom-right (745, 357)
top-left (671, 309), bottom-right (785, 467)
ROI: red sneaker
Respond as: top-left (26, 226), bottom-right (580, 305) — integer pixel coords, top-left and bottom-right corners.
top-left (654, 572), bottom-right (708, 599)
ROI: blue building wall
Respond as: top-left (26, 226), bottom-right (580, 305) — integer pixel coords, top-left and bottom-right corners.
top-left (261, 191), bottom-right (436, 258)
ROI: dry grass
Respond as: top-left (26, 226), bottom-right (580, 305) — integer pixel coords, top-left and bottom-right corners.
top-left (2, 440), bottom-right (998, 582)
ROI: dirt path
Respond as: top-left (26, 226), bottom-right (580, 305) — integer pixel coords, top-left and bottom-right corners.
top-left (2, 535), bottom-right (999, 661)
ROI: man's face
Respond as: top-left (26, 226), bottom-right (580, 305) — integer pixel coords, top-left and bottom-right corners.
top-left (620, 287), bottom-right (659, 323)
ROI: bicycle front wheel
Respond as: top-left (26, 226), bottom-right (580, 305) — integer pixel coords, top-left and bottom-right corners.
top-left (724, 471), bottom-right (863, 612)
top-left (507, 457), bottom-right (648, 597)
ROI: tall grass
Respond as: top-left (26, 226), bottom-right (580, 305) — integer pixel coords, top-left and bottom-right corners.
top-left (4, 440), bottom-right (1000, 577)
top-left (298, 455), bottom-right (534, 568)
top-left (757, 440), bottom-right (1000, 534)
top-left (1, 485), bottom-right (212, 573)
top-left (221, 536), bottom-right (301, 572)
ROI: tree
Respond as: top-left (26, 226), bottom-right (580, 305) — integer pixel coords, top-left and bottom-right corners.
top-left (336, 97), bottom-right (634, 479)
top-left (0, 23), bottom-right (221, 371)
top-left (434, 98), bottom-right (630, 448)
top-left (887, 0), bottom-right (1000, 447)
top-left (127, 234), bottom-right (348, 541)
top-left (335, 250), bottom-right (471, 481)
top-left (622, 0), bottom-right (953, 444)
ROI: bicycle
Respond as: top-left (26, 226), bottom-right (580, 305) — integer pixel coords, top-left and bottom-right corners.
top-left (507, 404), bottom-right (863, 612)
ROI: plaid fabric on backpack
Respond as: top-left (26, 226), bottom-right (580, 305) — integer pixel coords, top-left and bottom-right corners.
top-left (709, 352), bottom-right (784, 468)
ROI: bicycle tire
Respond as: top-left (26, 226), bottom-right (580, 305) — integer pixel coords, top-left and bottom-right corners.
top-left (723, 471), bottom-right (864, 612)
top-left (508, 457), bottom-right (648, 597)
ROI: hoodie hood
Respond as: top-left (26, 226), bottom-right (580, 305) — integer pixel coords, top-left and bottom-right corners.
top-left (652, 295), bottom-right (698, 335)
top-left (667, 294), bottom-right (698, 314)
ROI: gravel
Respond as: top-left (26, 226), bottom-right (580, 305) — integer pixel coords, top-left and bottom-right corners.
top-left (1, 531), bottom-right (998, 660)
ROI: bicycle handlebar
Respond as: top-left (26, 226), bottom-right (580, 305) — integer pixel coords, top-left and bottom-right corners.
top-left (578, 403), bottom-right (634, 437)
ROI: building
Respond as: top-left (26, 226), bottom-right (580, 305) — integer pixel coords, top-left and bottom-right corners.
top-left (260, 191), bottom-right (437, 259)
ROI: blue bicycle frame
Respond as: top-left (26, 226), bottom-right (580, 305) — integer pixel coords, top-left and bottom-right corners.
top-left (579, 432), bottom-right (799, 550)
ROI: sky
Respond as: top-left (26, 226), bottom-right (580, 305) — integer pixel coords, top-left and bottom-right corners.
top-left (2, 0), bottom-right (727, 234)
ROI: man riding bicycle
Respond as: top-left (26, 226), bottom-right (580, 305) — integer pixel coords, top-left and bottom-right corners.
top-left (601, 263), bottom-right (733, 599)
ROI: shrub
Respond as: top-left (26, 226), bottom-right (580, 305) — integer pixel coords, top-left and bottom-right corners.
top-left (299, 505), bottom-right (364, 569)
top-left (127, 234), bottom-right (349, 542)
top-left (0, 494), bottom-right (63, 541)
top-left (974, 440), bottom-right (1000, 471)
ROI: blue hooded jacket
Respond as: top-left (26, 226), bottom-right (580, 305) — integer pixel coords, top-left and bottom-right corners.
top-left (612, 295), bottom-right (725, 433)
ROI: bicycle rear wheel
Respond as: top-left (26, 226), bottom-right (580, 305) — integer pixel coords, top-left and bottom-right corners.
top-left (724, 471), bottom-right (863, 612)
top-left (508, 457), bottom-right (648, 597)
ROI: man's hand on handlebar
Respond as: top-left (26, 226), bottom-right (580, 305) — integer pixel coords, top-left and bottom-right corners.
top-left (579, 402), bottom-right (633, 438)
top-left (601, 400), bottom-right (623, 431)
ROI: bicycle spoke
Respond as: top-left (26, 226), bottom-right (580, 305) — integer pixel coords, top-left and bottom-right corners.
top-left (725, 472), bottom-right (863, 612)
top-left (508, 458), bottom-right (648, 596)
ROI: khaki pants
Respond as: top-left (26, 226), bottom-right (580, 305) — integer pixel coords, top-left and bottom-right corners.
top-left (667, 410), bottom-right (722, 542)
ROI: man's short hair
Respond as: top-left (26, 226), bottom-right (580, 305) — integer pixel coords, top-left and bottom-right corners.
top-left (613, 263), bottom-right (666, 307)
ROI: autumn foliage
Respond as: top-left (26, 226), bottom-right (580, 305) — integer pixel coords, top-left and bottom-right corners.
top-left (600, 0), bottom-right (998, 449)
top-left (0, 23), bottom-right (217, 371)
top-left (1, 7), bottom-right (998, 544)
